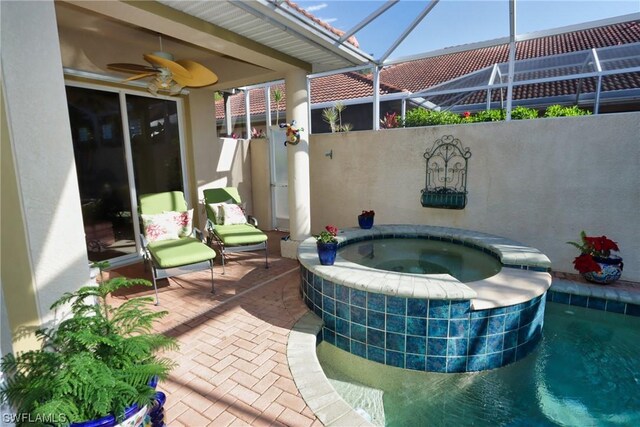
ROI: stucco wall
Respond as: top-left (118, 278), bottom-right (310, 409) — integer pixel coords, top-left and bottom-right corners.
top-left (308, 113), bottom-right (640, 281)
top-left (187, 90), bottom-right (253, 228)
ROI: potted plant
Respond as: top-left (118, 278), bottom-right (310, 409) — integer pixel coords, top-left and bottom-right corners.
top-left (316, 225), bottom-right (339, 266)
top-left (567, 231), bottom-right (623, 284)
top-left (0, 264), bottom-right (177, 426)
top-left (357, 210), bottom-right (375, 229)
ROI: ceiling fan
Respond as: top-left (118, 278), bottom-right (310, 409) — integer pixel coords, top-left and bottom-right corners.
top-left (107, 36), bottom-right (218, 95)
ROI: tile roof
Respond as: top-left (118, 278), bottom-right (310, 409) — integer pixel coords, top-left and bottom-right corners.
top-left (380, 20), bottom-right (640, 96)
top-left (215, 72), bottom-right (405, 119)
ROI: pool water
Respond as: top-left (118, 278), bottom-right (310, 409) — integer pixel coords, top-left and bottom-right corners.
top-left (317, 302), bottom-right (640, 426)
top-left (338, 238), bottom-right (502, 282)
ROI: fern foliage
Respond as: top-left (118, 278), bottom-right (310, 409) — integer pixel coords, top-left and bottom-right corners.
top-left (0, 268), bottom-right (177, 426)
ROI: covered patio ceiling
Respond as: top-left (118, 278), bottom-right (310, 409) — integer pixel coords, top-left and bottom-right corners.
top-left (57, 0), bottom-right (373, 91)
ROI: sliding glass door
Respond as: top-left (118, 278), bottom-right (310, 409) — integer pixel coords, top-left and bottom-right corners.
top-left (66, 85), bottom-right (186, 264)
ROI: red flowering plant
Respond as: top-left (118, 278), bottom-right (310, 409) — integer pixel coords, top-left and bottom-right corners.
top-left (380, 112), bottom-right (400, 129)
top-left (567, 231), bottom-right (620, 274)
top-left (359, 210), bottom-right (375, 218)
top-left (316, 225), bottom-right (339, 244)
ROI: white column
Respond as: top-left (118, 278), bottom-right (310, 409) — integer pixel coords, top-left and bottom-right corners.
top-left (1, 0), bottom-right (89, 329)
top-left (281, 68), bottom-right (311, 258)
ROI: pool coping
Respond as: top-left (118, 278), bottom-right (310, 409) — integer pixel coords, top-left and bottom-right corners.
top-left (287, 312), bottom-right (374, 427)
top-left (298, 225), bottom-right (552, 308)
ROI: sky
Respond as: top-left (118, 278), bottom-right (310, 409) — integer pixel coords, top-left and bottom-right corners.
top-left (293, 0), bottom-right (640, 61)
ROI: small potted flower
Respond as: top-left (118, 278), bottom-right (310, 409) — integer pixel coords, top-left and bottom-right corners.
top-left (358, 210), bottom-right (375, 229)
top-left (316, 225), bottom-right (339, 265)
top-left (567, 231), bottom-right (623, 284)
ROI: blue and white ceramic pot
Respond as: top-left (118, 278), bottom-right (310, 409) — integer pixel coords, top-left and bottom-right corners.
top-left (357, 215), bottom-right (374, 229)
top-left (583, 255), bottom-right (623, 285)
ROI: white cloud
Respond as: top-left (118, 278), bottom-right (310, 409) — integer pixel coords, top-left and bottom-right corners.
top-left (306, 3), bottom-right (328, 12)
top-left (322, 17), bottom-right (338, 23)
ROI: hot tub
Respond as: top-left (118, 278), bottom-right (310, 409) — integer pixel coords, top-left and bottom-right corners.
top-left (297, 225), bottom-right (552, 372)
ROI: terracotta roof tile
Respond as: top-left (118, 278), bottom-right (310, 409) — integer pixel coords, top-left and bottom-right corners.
top-left (285, 0), bottom-right (359, 48)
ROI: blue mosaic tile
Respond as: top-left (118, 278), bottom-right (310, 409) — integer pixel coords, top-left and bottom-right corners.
top-left (367, 310), bottom-right (385, 330)
top-left (518, 323), bottom-right (538, 345)
top-left (325, 314), bottom-right (336, 330)
top-left (335, 284), bottom-right (350, 302)
top-left (504, 330), bottom-right (518, 349)
top-left (486, 353), bottom-right (503, 370)
top-left (386, 314), bottom-right (406, 334)
top-left (312, 274), bottom-right (322, 290)
top-left (449, 319), bottom-right (469, 338)
top-left (428, 319), bottom-right (449, 337)
top-left (429, 300), bottom-right (450, 319)
top-left (470, 317), bottom-right (488, 336)
top-left (367, 328), bottom-right (385, 348)
top-left (387, 296), bottom-right (407, 315)
top-left (490, 306), bottom-right (508, 316)
top-left (323, 297), bottom-right (336, 315)
top-left (351, 306), bottom-right (367, 325)
top-left (406, 336), bottom-right (426, 355)
top-left (351, 323), bottom-right (367, 343)
top-left (447, 357), bottom-right (468, 373)
top-left (313, 289), bottom-right (322, 307)
top-left (323, 328), bottom-right (335, 345)
top-left (386, 350), bottom-right (405, 368)
top-left (502, 347), bottom-right (517, 365)
top-left (471, 309), bottom-right (489, 319)
top-left (553, 292), bottom-right (571, 305)
top-left (626, 303), bottom-right (640, 316)
top-left (368, 346), bottom-right (385, 364)
top-left (504, 312), bottom-right (520, 331)
top-left (336, 334), bottom-right (350, 352)
top-left (468, 335), bottom-right (487, 355)
top-left (426, 356), bottom-right (447, 372)
top-left (322, 280), bottom-right (335, 298)
top-left (407, 317), bottom-right (427, 336)
top-left (587, 297), bottom-right (607, 311)
top-left (351, 289), bottom-right (367, 308)
top-left (386, 332), bottom-right (405, 352)
top-left (486, 334), bottom-right (505, 353)
top-left (467, 355), bottom-right (487, 371)
top-left (447, 338), bottom-right (469, 357)
top-left (606, 300), bottom-right (626, 314)
top-left (406, 354), bottom-right (426, 371)
top-left (352, 340), bottom-right (367, 358)
top-left (407, 299), bottom-right (428, 317)
top-left (450, 301), bottom-right (470, 318)
top-left (570, 294), bottom-right (588, 308)
top-left (336, 302), bottom-right (351, 321)
top-left (367, 293), bottom-right (385, 312)
top-left (488, 315), bottom-right (506, 335)
top-left (427, 338), bottom-right (447, 356)
top-left (336, 318), bottom-right (350, 337)
top-left (313, 304), bottom-right (322, 317)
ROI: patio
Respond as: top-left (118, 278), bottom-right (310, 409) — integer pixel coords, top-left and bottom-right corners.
top-left (107, 231), bottom-right (321, 426)
top-left (104, 230), bottom-right (640, 426)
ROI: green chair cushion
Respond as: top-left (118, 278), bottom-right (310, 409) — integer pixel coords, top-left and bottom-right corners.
top-left (214, 224), bottom-right (268, 246)
top-left (148, 237), bottom-right (216, 268)
top-left (140, 191), bottom-right (188, 215)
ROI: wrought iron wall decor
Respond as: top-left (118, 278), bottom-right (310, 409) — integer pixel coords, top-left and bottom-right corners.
top-left (421, 135), bottom-right (471, 209)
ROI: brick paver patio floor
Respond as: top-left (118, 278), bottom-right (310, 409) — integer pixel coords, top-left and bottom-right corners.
top-left (107, 231), bottom-right (321, 426)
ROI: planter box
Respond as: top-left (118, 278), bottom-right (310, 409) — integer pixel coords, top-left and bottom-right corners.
top-left (421, 190), bottom-right (467, 210)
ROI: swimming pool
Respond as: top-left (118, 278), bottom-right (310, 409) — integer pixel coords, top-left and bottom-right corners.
top-left (317, 302), bottom-right (640, 426)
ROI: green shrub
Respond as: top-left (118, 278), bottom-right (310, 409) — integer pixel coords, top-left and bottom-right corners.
top-left (472, 109), bottom-right (506, 122)
top-left (511, 106), bottom-right (539, 120)
top-left (403, 108), bottom-right (462, 127)
top-left (544, 104), bottom-right (592, 117)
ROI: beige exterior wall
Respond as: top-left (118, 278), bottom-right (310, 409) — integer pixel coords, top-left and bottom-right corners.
top-left (187, 90), bottom-right (253, 227)
top-left (309, 113), bottom-right (640, 281)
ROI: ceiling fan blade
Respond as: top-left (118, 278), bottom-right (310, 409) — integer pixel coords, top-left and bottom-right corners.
top-left (143, 54), bottom-right (192, 79)
top-left (107, 63), bottom-right (157, 74)
top-left (175, 60), bottom-right (219, 87)
top-left (123, 72), bottom-right (158, 82)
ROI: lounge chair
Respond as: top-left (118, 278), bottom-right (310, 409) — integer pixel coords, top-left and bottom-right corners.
top-left (139, 191), bottom-right (216, 304)
top-left (203, 187), bottom-right (268, 274)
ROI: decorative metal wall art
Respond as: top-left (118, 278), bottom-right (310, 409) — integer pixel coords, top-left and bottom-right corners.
top-left (421, 135), bottom-right (471, 209)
